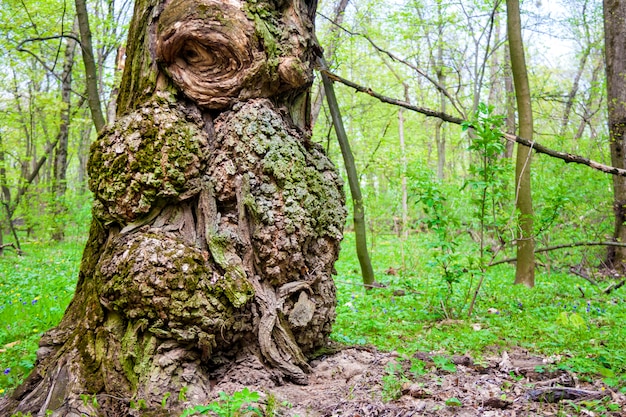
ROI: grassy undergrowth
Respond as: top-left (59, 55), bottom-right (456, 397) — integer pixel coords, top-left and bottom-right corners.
top-left (1, 231), bottom-right (625, 397)
top-left (0, 239), bottom-right (84, 394)
top-left (333, 232), bottom-right (626, 390)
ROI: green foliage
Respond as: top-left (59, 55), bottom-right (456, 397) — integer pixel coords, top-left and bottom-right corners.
top-left (161, 392), bottom-right (172, 409)
top-left (130, 398), bottom-right (147, 411)
top-left (179, 386), bottom-right (189, 402)
top-left (179, 388), bottom-right (261, 417)
top-left (381, 362), bottom-right (406, 402)
top-left (264, 392), bottom-right (277, 417)
top-left (409, 358), bottom-right (428, 377)
top-left (408, 167), bottom-right (465, 316)
top-left (333, 233), bottom-right (626, 386)
top-left (0, 238), bottom-right (83, 392)
top-left (445, 397), bottom-right (462, 407)
top-left (463, 103), bottom-right (509, 255)
top-left (80, 393), bottom-right (99, 409)
top-left (404, 104), bottom-right (511, 318)
top-left (432, 355), bottom-right (457, 373)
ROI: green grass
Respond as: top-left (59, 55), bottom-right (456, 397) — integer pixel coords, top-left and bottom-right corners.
top-left (0, 238), bottom-right (84, 394)
top-left (1, 230), bottom-right (625, 397)
top-left (333, 232), bottom-right (626, 390)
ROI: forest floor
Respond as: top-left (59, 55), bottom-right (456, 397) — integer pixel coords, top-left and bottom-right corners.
top-left (214, 345), bottom-right (626, 417)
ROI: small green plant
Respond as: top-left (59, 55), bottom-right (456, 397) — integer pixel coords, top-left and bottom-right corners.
top-left (265, 392), bottom-right (277, 416)
top-left (432, 356), bottom-right (457, 373)
top-left (179, 386), bottom-right (189, 402)
top-left (556, 311), bottom-right (586, 330)
top-left (179, 388), bottom-right (261, 417)
top-left (381, 362), bottom-right (406, 402)
top-left (161, 392), bottom-right (171, 408)
top-left (408, 169), bottom-right (464, 317)
top-left (462, 103), bottom-right (508, 317)
top-left (80, 393), bottom-right (99, 409)
top-left (445, 397), bottom-right (462, 407)
top-left (130, 398), bottom-right (147, 410)
top-left (409, 358), bottom-right (428, 377)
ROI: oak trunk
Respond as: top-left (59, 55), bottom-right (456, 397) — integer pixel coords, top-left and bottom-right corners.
top-left (1, 0), bottom-right (346, 415)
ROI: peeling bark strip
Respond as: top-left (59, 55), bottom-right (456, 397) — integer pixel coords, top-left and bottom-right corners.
top-left (1, 1), bottom-right (346, 416)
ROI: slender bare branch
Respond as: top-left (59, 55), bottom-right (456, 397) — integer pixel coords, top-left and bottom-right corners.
top-left (16, 36), bottom-right (88, 100)
top-left (489, 241), bottom-right (626, 267)
top-left (322, 69), bottom-right (626, 178)
top-left (317, 12), bottom-right (466, 118)
top-left (322, 70), bottom-right (464, 124)
top-left (502, 133), bottom-right (626, 176)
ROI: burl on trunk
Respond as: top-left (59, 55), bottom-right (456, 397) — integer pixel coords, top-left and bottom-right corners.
top-left (1, 0), bottom-right (345, 415)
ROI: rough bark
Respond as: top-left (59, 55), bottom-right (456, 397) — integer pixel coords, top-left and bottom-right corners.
top-left (604, 0), bottom-right (626, 269)
top-left (507, 0), bottom-right (535, 287)
top-left (1, 0), bottom-right (345, 415)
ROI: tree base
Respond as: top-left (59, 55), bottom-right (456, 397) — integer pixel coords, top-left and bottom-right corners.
top-left (1, 98), bottom-right (345, 417)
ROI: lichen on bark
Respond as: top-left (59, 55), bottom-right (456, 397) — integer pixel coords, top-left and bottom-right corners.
top-left (88, 95), bottom-right (209, 224)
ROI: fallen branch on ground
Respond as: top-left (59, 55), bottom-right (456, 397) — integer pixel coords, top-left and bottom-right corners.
top-left (527, 387), bottom-right (607, 403)
top-left (604, 279), bottom-right (626, 294)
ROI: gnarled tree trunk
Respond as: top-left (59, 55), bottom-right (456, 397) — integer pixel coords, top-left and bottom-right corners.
top-left (1, 0), bottom-right (345, 415)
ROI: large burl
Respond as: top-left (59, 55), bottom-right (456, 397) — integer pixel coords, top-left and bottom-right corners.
top-left (1, 0), bottom-right (345, 416)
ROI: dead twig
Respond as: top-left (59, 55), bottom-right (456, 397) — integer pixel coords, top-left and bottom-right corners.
top-left (568, 265), bottom-right (598, 286)
top-left (603, 279), bottom-right (626, 294)
top-left (527, 387), bottom-right (607, 403)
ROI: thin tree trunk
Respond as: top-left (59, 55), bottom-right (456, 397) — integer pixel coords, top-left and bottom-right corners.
top-left (382, 61), bottom-right (410, 240)
top-left (604, 0), bottom-right (626, 269)
top-left (434, 0), bottom-right (446, 180)
top-left (507, 0), bottom-right (535, 287)
top-left (0, 134), bottom-right (7, 256)
top-left (75, 0), bottom-right (106, 132)
top-left (488, 9), bottom-right (502, 107)
top-left (574, 58), bottom-right (603, 143)
top-left (399, 106), bottom-right (408, 240)
top-left (504, 44), bottom-right (516, 158)
top-left (319, 57), bottom-right (376, 288)
top-left (77, 121), bottom-right (92, 194)
top-left (310, 0), bottom-right (350, 127)
top-left (51, 21), bottom-right (78, 241)
top-left (560, 48), bottom-right (590, 136)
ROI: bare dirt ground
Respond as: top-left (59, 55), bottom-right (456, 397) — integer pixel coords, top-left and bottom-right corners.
top-left (2, 346), bottom-right (624, 416)
top-left (214, 346), bottom-right (626, 417)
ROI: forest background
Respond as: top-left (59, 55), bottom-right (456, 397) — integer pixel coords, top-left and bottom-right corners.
top-left (0, 0), bottom-right (625, 412)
